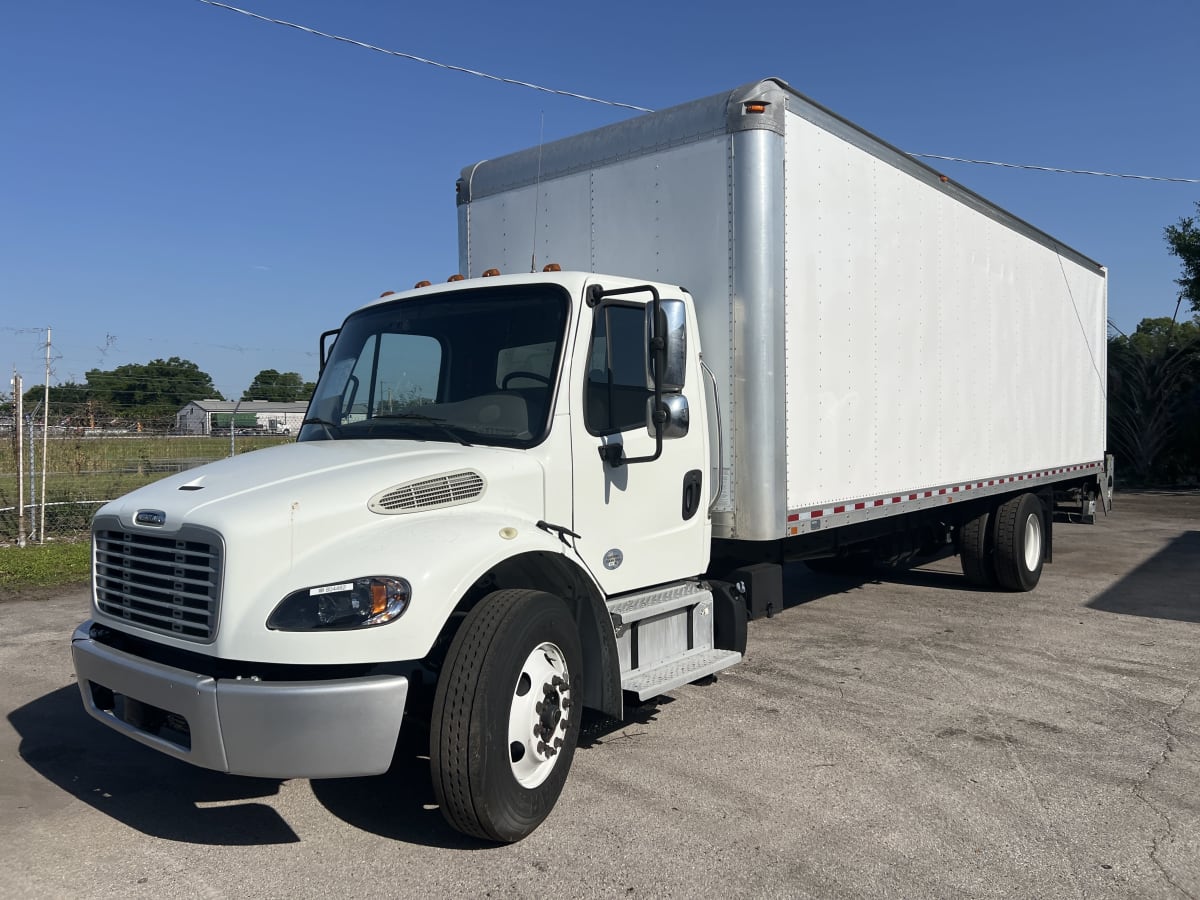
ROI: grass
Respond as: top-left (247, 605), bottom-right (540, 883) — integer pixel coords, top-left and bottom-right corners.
top-left (0, 540), bottom-right (91, 588)
top-left (1, 433), bottom-right (290, 543)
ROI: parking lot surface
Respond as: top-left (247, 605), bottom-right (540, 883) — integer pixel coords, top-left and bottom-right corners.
top-left (1, 492), bottom-right (1197, 899)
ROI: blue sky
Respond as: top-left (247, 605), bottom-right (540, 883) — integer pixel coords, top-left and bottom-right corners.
top-left (3, 0), bottom-right (1197, 399)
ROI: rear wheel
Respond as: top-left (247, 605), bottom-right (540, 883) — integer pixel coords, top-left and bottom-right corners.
top-left (430, 589), bottom-right (581, 842)
top-left (992, 493), bottom-right (1045, 591)
top-left (958, 509), bottom-right (998, 587)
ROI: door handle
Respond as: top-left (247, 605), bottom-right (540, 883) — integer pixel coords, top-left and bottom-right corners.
top-left (682, 470), bottom-right (703, 520)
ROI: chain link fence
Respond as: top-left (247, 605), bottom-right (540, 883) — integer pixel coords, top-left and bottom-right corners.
top-left (0, 431), bottom-right (290, 545)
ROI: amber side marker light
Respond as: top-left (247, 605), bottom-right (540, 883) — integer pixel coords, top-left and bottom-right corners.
top-left (543, 263), bottom-right (561, 272)
top-left (744, 101), bottom-right (768, 114)
top-left (414, 280), bottom-right (432, 289)
top-left (448, 274), bottom-right (465, 282)
top-left (482, 268), bottom-right (501, 277)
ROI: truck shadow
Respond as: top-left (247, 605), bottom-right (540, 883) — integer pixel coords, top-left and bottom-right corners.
top-left (1086, 530), bottom-right (1200, 622)
top-left (782, 557), bottom-right (996, 604)
top-left (310, 703), bottom-right (670, 846)
top-left (7, 685), bottom-right (298, 845)
top-left (10, 686), bottom-right (510, 849)
top-left (307, 728), bottom-right (479, 849)
top-left (10, 685), bottom-right (674, 849)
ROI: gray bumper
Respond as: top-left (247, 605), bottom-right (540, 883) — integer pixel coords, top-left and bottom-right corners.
top-left (71, 622), bottom-right (408, 779)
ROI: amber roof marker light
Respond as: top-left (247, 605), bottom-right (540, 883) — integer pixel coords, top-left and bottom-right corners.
top-left (413, 280), bottom-right (432, 289)
top-left (482, 268), bottom-right (501, 277)
top-left (543, 263), bottom-right (561, 272)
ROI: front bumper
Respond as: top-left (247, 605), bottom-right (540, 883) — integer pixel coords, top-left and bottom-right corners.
top-left (71, 621), bottom-right (408, 779)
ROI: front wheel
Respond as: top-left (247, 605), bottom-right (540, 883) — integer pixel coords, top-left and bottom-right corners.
top-left (992, 493), bottom-right (1045, 591)
top-left (430, 589), bottom-right (582, 842)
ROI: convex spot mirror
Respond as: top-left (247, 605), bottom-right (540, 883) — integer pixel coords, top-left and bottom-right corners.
top-left (645, 299), bottom-right (687, 393)
top-left (646, 394), bottom-right (690, 440)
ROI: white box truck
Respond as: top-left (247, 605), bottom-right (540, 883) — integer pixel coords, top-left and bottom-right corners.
top-left (71, 78), bottom-right (1111, 842)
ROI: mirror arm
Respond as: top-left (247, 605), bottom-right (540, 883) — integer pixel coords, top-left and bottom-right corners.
top-left (319, 329), bottom-right (340, 375)
top-left (590, 282), bottom-right (666, 468)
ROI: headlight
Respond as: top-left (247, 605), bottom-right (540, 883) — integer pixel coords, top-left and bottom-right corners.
top-left (267, 577), bottom-right (412, 631)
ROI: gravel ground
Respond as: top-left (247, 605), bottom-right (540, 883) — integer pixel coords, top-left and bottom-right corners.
top-left (1, 491), bottom-right (1196, 899)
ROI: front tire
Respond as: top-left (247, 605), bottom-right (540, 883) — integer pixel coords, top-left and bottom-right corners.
top-left (992, 493), bottom-right (1045, 591)
top-left (430, 589), bottom-right (582, 842)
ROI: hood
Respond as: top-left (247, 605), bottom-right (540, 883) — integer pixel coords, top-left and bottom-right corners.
top-left (91, 439), bottom-right (557, 664)
top-left (98, 440), bottom-right (547, 537)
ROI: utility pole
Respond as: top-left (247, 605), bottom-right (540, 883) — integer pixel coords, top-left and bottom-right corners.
top-left (230, 398), bottom-right (241, 457)
top-left (13, 373), bottom-right (26, 547)
top-left (39, 327), bottom-right (51, 543)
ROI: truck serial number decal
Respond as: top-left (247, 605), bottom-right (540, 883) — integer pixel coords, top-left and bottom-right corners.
top-left (310, 583), bottom-right (354, 596)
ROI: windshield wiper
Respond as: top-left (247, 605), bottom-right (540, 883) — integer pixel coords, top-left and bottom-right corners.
top-left (373, 413), bottom-right (473, 447)
top-left (301, 416), bottom-right (338, 439)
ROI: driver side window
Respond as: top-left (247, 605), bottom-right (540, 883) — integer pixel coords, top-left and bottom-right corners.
top-left (585, 304), bottom-right (649, 435)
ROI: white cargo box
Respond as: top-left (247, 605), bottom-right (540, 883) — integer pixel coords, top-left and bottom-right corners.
top-left (457, 78), bottom-right (1107, 541)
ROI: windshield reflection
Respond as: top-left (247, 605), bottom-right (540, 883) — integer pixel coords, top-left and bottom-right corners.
top-left (300, 284), bottom-right (569, 448)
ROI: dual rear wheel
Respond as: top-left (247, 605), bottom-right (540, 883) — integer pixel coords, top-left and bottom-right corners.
top-left (959, 493), bottom-right (1045, 591)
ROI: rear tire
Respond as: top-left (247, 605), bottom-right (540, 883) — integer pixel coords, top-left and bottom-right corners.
top-left (430, 589), bottom-right (582, 842)
top-left (992, 493), bottom-right (1045, 591)
top-left (958, 509), bottom-right (998, 587)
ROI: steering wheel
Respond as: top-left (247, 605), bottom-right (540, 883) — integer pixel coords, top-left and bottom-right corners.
top-left (501, 371), bottom-right (551, 388)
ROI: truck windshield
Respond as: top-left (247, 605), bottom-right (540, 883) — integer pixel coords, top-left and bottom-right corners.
top-left (299, 284), bottom-right (569, 447)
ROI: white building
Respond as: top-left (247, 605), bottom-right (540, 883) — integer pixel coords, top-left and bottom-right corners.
top-left (175, 400), bottom-right (308, 436)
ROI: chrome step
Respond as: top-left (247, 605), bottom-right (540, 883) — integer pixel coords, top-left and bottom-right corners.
top-left (607, 583), bottom-right (711, 626)
top-left (621, 648), bottom-right (742, 701)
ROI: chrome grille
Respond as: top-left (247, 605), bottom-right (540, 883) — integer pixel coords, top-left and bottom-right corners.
top-left (94, 525), bottom-right (222, 642)
top-left (369, 470), bottom-right (485, 514)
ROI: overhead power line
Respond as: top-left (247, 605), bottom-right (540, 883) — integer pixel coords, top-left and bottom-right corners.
top-left (194, 0), bottom-right (652, 113)
top-left (909, 153), bottom-right (1200, 185)
top-left (196, 0), bottom-right (1198, 185)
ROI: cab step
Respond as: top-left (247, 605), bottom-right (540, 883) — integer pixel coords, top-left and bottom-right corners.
top-left (621, 648), bottom-right (742, 701)
top-left (607, 582), bottom-right (744, 700)
top-left (607, 583), bottom-right (711, 626)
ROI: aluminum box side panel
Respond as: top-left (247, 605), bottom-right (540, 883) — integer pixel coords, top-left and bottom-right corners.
top-left (460, 173), bottom-right (592, 279)
top-left (783, 110), bottom-right (1107, 512)
top-left (462, 137), bottom-right (739, 520)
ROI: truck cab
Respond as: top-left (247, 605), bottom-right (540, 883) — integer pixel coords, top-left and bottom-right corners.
top-left (72, 270), bottom-right (741, 843)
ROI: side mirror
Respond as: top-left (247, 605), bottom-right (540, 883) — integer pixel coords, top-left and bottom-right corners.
top-left (319, 328), bottom-right (340, 374)
top-left (646, 394), bottom-right (689, 440)
top-left (645, 299), bottom-right (687, 393)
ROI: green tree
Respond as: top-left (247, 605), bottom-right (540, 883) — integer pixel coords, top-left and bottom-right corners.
top-left (20, 381), bottom-right (112, 428)
top-left (242, 369), bottom-right (313, 402)
top-left (1108, 317), bottom-right (1200, 483)
top-left (84, 357), bottom-right (223, 423)
top-left (1165, 201), bottom-right (1200, 315)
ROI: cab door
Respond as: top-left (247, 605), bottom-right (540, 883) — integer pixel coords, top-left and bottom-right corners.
top-left (568, 286), bottom-right (710, 595)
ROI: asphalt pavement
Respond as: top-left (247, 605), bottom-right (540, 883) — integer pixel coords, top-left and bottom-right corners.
top-left (1, 492), bottom-right (1197, 899)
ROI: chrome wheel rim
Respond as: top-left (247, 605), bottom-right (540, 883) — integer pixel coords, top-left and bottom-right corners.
top-left (1023, 512), bottom-right (1042, 572)
top-left (508, 641), bottom-right (571, 788)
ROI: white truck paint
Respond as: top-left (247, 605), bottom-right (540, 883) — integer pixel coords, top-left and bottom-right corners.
top-left (72, 78), bottom-right (1109, 842)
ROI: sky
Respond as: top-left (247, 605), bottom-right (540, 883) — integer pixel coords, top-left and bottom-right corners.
top-left (3, 0), bottom-right (1198, 401)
